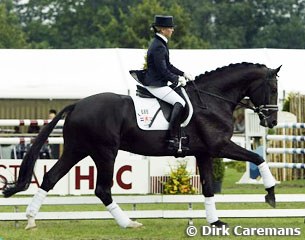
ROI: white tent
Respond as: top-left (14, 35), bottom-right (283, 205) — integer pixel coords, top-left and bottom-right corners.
top-left (0, 48), bottom-right (304, 99)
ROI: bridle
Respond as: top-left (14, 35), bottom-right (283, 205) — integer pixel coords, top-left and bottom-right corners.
top-left (246, 75), bottom-right (278, 124)
top-left (189, 75), bottom-right (278, 121)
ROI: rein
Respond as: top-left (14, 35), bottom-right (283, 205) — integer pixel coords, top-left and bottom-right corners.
top-left (190, 81), bottom-right (278, 119)
top-left (190, 81), bottom-right (256, 111)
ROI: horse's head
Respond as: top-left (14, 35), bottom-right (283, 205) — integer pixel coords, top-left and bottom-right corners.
top-left (247, 65), bottom-right (281, 128)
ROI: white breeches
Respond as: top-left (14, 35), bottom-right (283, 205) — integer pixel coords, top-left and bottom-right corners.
top-left (145, 86), bottom-right (186, 107)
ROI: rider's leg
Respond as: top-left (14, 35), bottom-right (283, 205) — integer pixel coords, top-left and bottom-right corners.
top-left (168, 102), bottom-right (184, 140)
top-left (145, 86), bottom-right (185, 147)
top-left (145, 86), bottom-right (185, 106)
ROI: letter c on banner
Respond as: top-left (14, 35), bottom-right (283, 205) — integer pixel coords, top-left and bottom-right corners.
top-left (116, 165), bottom-right (132, 190)
top-left (0, 165), bottom-right (8, 190)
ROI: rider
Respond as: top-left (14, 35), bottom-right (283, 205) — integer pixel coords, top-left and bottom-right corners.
top-left (144, 15), bottom-right (194, 150)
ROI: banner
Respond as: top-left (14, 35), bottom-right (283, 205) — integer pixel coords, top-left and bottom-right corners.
top-left (0, 151), bottom-right (149, 195)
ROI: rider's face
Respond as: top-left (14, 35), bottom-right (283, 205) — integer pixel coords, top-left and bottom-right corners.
top-left (161, 27), bottom-right (174, 39)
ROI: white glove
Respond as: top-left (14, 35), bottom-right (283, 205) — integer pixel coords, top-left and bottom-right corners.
top-left (184, 72), bottom-right (194, 81)
top-left (178, 76), bottom-right (187, 86)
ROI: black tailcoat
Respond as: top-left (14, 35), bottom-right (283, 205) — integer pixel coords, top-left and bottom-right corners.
top-left (145, 35), bottom-right (184, 87)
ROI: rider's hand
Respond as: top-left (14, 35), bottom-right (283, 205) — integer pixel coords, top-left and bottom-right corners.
top-left (178, 76), bottom-right (187, 86)
top-left (184, 72), bottom-right (194, 81)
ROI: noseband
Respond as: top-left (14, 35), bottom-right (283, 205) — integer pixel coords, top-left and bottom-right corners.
top-left (249, 75), bottom-right (278, 122)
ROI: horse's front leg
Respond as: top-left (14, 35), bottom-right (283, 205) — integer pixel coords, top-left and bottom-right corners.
top-left (196, 153), bottom-right (228, 227)
top-left (219, 140), bottom-right (276, 207)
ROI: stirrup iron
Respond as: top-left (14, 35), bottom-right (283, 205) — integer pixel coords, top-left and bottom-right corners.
top-left (178, 136), bottom-right (187, 153)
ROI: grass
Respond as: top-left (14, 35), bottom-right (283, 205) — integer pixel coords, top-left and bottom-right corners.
top-left (0, 167), bottom-right (304, 240)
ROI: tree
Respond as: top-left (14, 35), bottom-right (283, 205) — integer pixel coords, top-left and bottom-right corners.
top-left (252, 0), bottom-right (305, 48)
top-left (120, 0), bottom-right (209, 49)
top-left (188, 0), bottom-right (305, 49)
top-left (0, 0), bottom-right (27, 48)
top-left (11, 0), bottom-right (305, 49)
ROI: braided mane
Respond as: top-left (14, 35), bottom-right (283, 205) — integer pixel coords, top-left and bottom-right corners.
top-left (195, 62), bottom-right (267, 81)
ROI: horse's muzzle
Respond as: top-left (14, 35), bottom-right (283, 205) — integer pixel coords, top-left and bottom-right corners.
top-left (259, 109), bottom-right (278, 128)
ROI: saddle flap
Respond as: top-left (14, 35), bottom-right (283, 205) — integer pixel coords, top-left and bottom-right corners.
top-left (136, 85), bottom-right (155, 98)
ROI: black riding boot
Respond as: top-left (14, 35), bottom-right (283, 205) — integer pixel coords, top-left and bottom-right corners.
top-left (168, 103), bottom-right (184, 150)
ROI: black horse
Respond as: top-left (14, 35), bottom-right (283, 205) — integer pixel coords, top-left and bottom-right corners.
top-left (3, 62), bottom-right (280, 229)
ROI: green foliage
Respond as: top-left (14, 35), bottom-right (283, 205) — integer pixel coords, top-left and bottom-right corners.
top-left (163, 160), bottom-right (196, 194)
top-left (213, 158), bottom-right (225, 181)
top-left (225, 161), bottom-right (246, 173)
top-left (4, 0), bottom-right (305, 49)
top-left (282, 94), bottom-right (291, 112)
top-left (0, 1), bottom-right (27, 48)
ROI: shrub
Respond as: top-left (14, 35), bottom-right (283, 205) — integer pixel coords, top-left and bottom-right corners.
top-left (163, 160), bottom-right (196, 194)
top-left (213, 158), bottom-right (225, 182)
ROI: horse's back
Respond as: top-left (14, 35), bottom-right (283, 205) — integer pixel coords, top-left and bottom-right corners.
top-left (72, 92), bottom-right (131, 115)
top-left (63, 92), bottom-right (134, 143)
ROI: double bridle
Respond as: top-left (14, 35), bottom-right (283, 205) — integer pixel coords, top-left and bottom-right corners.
top-left (190, 77), bottom-right (278, 121)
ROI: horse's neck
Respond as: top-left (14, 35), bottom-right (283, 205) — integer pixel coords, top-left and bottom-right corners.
top-left (197, 68), bottom-right (263, 104)
top-left (195, 77), bottom-right (246, 105)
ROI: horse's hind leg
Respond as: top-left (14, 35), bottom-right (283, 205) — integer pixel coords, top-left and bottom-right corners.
top-left (196, 153), bottom-right (227, 227)
top-left (25, 148), bottom-right (86, 230)
top-left (91, 146), bottom-right (142, 228)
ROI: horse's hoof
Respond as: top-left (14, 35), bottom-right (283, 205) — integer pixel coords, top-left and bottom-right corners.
top-left (265, 193), bottom-right (276, 208)
top-left (210, 220), bottom-right (228, 228)
top-left (25, 217), bottom-right (37, 230)
top-left (126, 220), bottom-right (143, 228)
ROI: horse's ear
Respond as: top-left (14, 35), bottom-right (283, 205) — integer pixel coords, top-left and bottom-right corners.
top-left (273, 65), bottom-right (282, 75)
top-left (269, 65), bottom-right (281, 78)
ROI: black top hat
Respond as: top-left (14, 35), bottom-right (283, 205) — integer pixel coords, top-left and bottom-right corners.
top-left (152, 15), bottom-right (175, 28)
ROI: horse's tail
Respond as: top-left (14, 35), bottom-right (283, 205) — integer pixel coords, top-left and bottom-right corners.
top-left (2, 103), bottom-right (76, 198)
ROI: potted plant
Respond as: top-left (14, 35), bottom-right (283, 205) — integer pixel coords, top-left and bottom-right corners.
top-left (163, 160), bottom-right (196, 194)
top-left (212, 158), bottom-right (225, 193)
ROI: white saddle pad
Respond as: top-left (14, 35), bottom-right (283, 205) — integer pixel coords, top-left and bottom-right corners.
top-left (131, 88), bottom-right (193, 131)
top-left (131, 96), bottom-right (169, 130)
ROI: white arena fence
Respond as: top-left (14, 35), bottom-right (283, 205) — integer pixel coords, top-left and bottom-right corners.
top-left (1, 194), bottom-right (305, 226)
top-left (0, 137), bottom-right (63, 145)
top-left (238, 110), bottom-right (305, 183)
top-left (266, 123), bottom-right (305, 158)
top-left (0, 119), bottom-right (64, 127)
top-left (245, 110), bottom-right (305, 161)
top-left (265, 123), bottom-right (305, 173)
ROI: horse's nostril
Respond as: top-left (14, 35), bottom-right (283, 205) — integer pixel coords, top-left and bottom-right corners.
top-left (272, 120), bottom-right (278, 126)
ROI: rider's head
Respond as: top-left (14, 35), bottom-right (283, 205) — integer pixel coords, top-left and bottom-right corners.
top-left (151, 15), bottom-right (175, 39)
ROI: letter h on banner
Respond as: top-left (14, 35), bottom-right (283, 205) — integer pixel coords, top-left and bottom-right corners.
top-left (75, 166), bottom-right (95, 189)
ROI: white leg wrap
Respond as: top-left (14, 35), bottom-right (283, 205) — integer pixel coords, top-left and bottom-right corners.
top-left (204, 197), bottom-right (218, 224)
top-left (258, 162), bottom-right (276, 189)
top-left (106, 201), bottom-right (132, 228)
top-left (26, 188), bottom-right (47, 218)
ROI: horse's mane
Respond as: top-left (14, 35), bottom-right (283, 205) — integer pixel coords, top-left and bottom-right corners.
top-left (195, 62), bottom-right (267, 81)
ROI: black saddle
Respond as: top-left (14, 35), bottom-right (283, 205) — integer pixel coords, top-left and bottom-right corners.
top-left (130, 70), bottom-right (191, 156)
top-left (137, 85), bottom-right (189, 123)
top-left (130, 69), bottom-right (189, 123)
top-left (136, 85), bottom-right (155, 98)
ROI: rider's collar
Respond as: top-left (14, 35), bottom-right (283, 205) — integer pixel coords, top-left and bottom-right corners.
top-left (156, 33), bottom-right (168, 43)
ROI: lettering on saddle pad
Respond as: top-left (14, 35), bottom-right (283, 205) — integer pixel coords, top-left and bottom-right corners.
top-left (131, 88), bottom-right (193, 131)
top-left (132, 96), bottom-right (170, 130)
